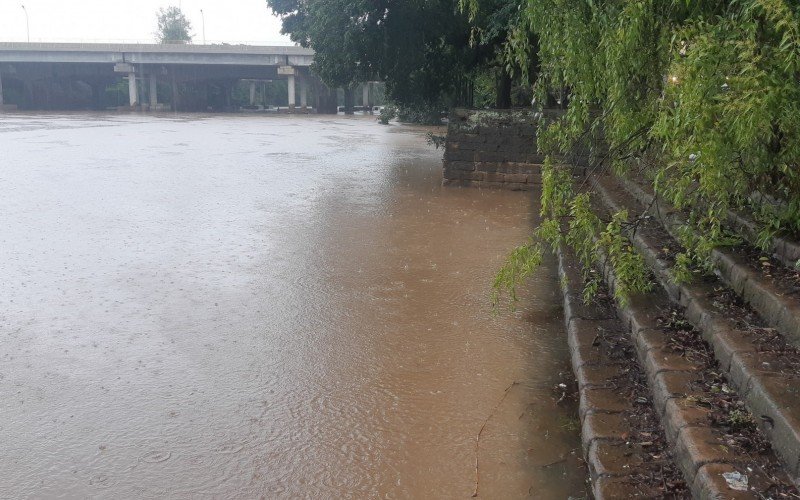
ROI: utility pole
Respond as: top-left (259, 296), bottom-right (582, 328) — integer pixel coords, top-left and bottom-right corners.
top-left (200, 9), bottom-right (206, 45)
top-left (21, 5), bottom-right (29, 43)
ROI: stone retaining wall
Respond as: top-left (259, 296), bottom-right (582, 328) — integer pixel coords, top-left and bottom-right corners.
top-left (442, 108), bottom-right (546, 191)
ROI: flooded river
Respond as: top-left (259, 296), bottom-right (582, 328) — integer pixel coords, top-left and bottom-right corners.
top-left (0, 113), bottom-right (585, 498)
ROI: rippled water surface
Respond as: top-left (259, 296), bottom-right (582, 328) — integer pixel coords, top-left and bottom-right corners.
top-left (0, 113), bottom-right (586, 498)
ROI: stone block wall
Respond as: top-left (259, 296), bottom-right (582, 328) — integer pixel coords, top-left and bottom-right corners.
top-left (442, 108), bottom-right (562, 190)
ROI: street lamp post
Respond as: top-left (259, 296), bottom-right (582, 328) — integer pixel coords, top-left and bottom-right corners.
top-left (200, 9), bottom-right (206, 45)
top-left (21, 5), bottom-right (29, 43)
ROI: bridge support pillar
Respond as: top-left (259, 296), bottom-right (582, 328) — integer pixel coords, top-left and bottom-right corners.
top-left (249, 81), bottom-right (256, 106)
top-left (128, 72), bottom-right (138, 107)
top-left (149, 74), bottom-right (158, 108)
top-left (0, 69), bottom-right (4, 106)
top-left (287, 74), bottom-right (296, 109)
top-left (300, 78), bottom-right (307, 109)
top-left (171, 73), bottom-right (179, 111)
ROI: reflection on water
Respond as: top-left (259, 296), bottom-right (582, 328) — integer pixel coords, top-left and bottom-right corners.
top-left (0, 113), bottom-right (586, 498)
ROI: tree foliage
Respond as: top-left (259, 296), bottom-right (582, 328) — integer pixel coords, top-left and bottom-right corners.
top-left (156, 6), bottom-right (193, 44)
top-left (491, 0), bottom-right (800, 305)
top-left (267, 0), bottom-right (526, 109)
top-left (460, 0), bottom-right (537, 78)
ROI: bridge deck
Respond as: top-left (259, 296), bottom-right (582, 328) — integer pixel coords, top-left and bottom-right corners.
top-left (0, 42), bottom-right (312, 55)
top-left (0, 42), bottom-right (314, 66)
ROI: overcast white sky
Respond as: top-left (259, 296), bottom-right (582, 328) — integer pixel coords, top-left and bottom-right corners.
top-left (0, 0), bottom-right (292, 45)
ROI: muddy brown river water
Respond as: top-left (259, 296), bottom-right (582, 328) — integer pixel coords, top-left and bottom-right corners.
top-left (0, 113), bottom-right (586, 499)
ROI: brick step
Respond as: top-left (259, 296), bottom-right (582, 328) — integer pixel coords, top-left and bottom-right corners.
top-left (590, 173), bottom-right (800, 487)
top-left (614, 176), bottom-right (800, 347)
top-left (556, 245), bottom-right (688, 498)
top-left (619, 176), bottom-right (800, 270)
top-left (559, 239), bottom-right (795, 497)
top-left (727, 207), bottom-right (800, 269)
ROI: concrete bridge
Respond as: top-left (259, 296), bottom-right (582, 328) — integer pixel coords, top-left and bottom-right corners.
top-left (0, 42), bottom-right (352, 112)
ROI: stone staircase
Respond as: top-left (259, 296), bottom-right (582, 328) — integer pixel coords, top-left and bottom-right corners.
top-left (564, 171), bottom-right (800, 498)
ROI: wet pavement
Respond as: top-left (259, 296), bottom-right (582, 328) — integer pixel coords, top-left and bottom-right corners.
top-left (0, 113), bottom-right (586, 498)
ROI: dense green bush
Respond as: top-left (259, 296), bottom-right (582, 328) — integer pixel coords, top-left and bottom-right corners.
top-left (484, 0), bottom-right (800, 306)
top-left (395, 104), bottom-right (445, 125)
top-left (378, 105), bottom-right (397, 125)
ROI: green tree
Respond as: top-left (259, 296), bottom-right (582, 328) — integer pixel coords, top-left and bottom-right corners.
top-left (492, 0), bottom-right (800, 306)
top-left (268, 0), bottom-right (486, 113)
top-left (460, 0), bottom-right (538, 108)
top-left (155, 6), bottom-right (193, 44)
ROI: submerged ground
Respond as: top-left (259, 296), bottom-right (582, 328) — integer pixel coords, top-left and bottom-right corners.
top-left (0, 113), bottom-right (585, 498)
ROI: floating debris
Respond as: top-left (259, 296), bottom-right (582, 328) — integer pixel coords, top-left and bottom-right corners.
top-left (722, 471), bottom-right (748, 491)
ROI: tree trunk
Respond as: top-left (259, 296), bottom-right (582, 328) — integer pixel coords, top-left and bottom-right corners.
top-left (495, 68), bottom-right (512, 109)
top-left (469, 79), bottom-right (475, 108)
top-left (344, 87), bottom-right (354, 115)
